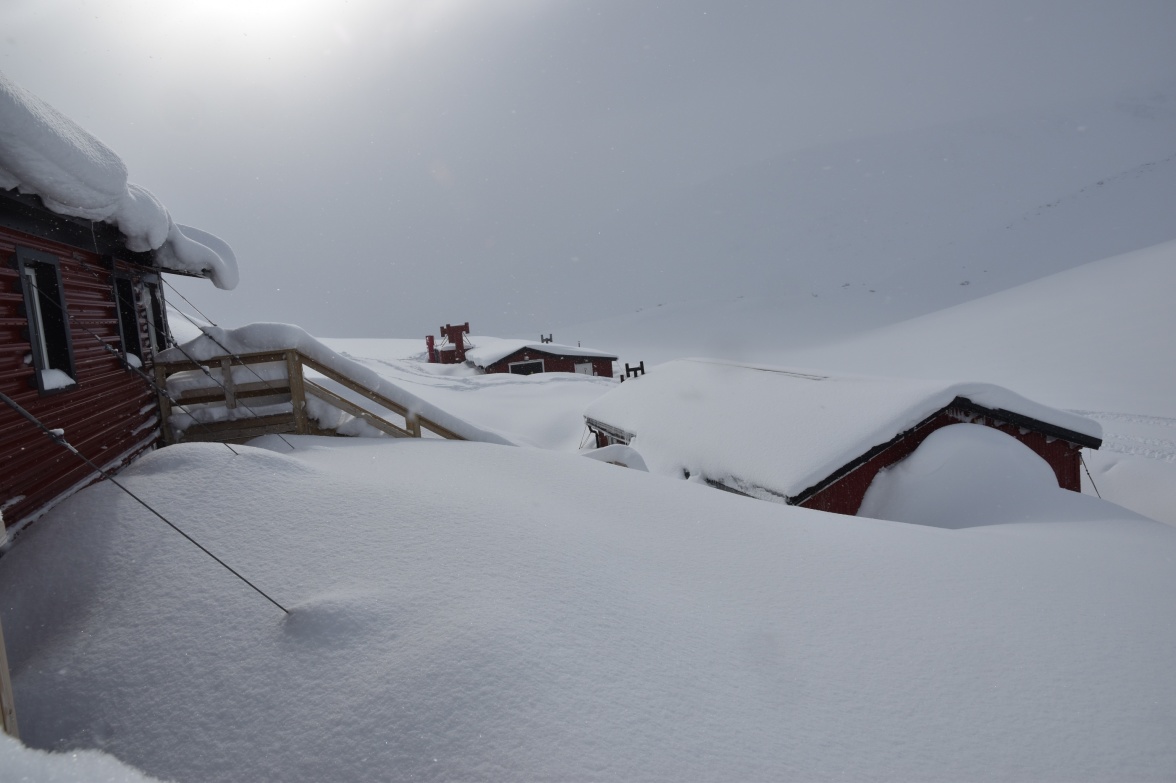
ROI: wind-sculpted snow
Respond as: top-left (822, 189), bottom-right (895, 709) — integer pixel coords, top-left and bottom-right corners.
top-left (0, 438), bottom-right (1173, 781)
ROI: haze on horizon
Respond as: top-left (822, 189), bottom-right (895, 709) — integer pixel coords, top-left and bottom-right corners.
top-left (2, 0), bottom-right (1174, 338)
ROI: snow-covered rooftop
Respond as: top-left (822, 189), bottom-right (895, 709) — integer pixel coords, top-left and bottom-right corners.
top-left (462, 336), bottom-right (617, 368)
top-left (0, 70), bottom-right (238, 289)
top-left (584, 358), bottom-right (1102, 499)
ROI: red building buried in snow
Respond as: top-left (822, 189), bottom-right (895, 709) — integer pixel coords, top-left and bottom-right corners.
top-left (584, 359), bottom-right (1102, 517)
top-left (430, 330), bottom-right (617, 377)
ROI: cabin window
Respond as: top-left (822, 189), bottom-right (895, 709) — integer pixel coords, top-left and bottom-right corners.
top-left (114, 276), bottom-right (144, 364)
top-left (508, 359), bottom-right (544, 375)
top-left (142, 278), bottom-right (168, 352)
top-left (17, 248), bottom-right (77, 393)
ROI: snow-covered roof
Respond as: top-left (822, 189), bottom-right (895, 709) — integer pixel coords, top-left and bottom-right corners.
top-left (584, 358), bottom-right (1102, 500)
top-left (0, 71), bottom-right (238, 289)
top-left (462, 336), bottom-right (616, 367)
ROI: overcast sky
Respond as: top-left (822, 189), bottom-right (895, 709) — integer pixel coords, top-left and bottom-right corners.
top-left (2, 0), bottom-right (1174, 337)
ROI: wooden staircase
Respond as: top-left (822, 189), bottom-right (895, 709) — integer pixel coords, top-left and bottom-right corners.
top-left (155, 349), bottom-right (465, 445)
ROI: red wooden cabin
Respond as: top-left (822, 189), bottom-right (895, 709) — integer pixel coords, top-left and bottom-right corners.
top-left (464, 338), bottom-right (616, 377)
top-left (0, 189), bottom-right (186, 542)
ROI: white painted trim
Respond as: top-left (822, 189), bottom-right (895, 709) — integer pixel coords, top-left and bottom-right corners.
top-left (507, 358), bottom-right (545, 375)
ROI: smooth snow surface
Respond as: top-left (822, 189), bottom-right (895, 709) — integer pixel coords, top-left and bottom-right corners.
top-left (859, 424), bottom-right (1145, 529)
top-left (0, 71), bottom-right (238, 289)
top-left (2, 437), bottom-right (1174, 782)
top-left (585, 358), bottom-right (1099, 500)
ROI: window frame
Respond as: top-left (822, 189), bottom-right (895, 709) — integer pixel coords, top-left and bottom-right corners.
top-left (508, 359), bottom-right (544, 375)
top-left (113, 273), bottom-right (144, 363)
top-left (141, 275), bottom-right (169, 353)
top-left (16, 247), bottom-right (78, 395)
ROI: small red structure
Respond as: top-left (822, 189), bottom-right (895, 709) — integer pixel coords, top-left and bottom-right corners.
top-left (480, 345), bottom-right (616, 377)
top-left (434, 322), bottom-right (471, 364)
top-left (425, 325), bottom-right (617, 377)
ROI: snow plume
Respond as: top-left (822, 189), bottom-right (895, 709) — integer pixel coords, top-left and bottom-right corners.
top-left (0, 70), bottom-right (238, 289)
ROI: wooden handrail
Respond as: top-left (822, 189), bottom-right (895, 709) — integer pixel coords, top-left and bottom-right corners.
top-left (156, 348), bottom-right (466, 443)
top-left (297, 352), bottom-right (463, 440)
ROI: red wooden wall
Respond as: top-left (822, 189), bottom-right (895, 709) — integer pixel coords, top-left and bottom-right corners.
top-left (1, 226), bottom-right (161, 537)
top-left (485, 348), bottom-right (614, 378)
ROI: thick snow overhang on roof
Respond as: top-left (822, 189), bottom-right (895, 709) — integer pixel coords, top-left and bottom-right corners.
top-left (584, 358), bottom-right (1103, 500)
top-left (464, 337), bottom-right (617, 368)
top-left (0, 71), bottom-right (238, 289)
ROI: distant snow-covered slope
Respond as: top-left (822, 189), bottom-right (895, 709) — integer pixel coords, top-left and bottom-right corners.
top-left (557, 85), bottom-right (1176, 342)
top-left (774, 239), bottom-right (1176, 417)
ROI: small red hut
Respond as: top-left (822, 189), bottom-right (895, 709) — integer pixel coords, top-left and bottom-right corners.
top-left (470, 339), bottom-right (616, 377)
top-left (427, 327), bottom-right (617, 377)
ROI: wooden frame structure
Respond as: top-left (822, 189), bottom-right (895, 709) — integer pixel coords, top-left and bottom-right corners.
top-left (156, 349), bottom-right (465, 445)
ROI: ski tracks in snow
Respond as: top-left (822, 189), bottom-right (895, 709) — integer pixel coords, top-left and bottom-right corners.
top-left (1070, 411), bottom-right (1176, 463)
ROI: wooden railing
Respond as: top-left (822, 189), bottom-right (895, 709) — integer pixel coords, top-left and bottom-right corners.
top-left (155, 349), bottom-right (464, 445)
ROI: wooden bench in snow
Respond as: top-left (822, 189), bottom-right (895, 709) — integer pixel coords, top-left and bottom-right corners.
top-left (583, 359), bottom-right (1102, 515)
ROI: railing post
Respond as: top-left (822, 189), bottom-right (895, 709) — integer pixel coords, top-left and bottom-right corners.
top-left (0, 614), bottom-right (19, 739)
top-left (286, 351), bottom-right (309, 435)
top-left (407, 412), bottom-right (421, 437)
top-left (155, 362), bottom-right (174, 445)
top-left (220, 357), bottom-right (237, 409)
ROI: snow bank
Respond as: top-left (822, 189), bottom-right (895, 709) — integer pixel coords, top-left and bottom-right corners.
top-left (158, 322), bottom-right (514, 445)
top-left (579, 443), bottom-right (649, 471)
top-left (0, 71), bottom-right (238, 289)
top-left (0, 733), bottom-right (162, 783)
top-left (1, 437), bottom-right (1173, 781)
top-left (859, 423), bottom-right (1145, 528)
top-left (585, 358), bottom-right (1101, 499)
